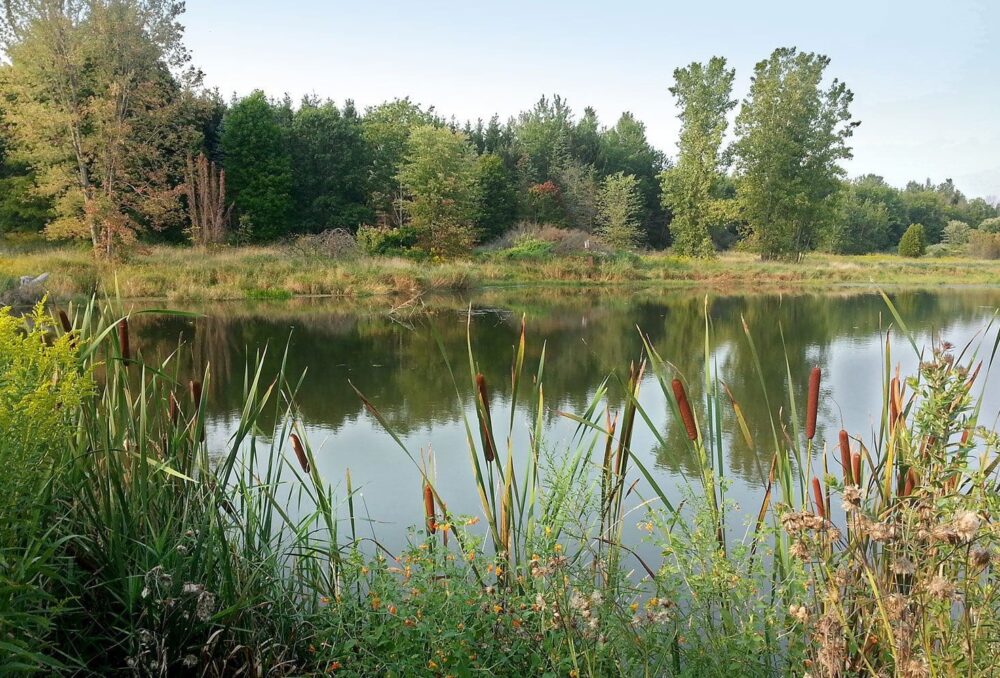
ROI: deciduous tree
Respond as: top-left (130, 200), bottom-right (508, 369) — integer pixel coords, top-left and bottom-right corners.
top-left (661, 57), bottom-right (736, 257)
top-left (733, 48), bottom-right (857, 259)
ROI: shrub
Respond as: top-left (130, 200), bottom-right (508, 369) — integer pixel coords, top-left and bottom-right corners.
top-left (897, 223), bottom-right (926, 257)
top-left (979, 216), bottom-right (1000, 234)
top-left (942, 219), bottom-right (971, 245)
top-left (288, 228), bottom-right (357, 259)
top-left (494, 236), bottom-right (554, 261)
top-left (968, 230), bottom-right (1000, 259)
top-left (485, 222), bottom-right (606, 257)
top-left (356, 224), bottom-right (419, 256)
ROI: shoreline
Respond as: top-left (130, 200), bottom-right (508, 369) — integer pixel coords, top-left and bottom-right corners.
top-left (3, 244), bottom-right (1000, 304)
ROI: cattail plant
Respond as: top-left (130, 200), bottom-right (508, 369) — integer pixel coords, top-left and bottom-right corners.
top-left (838, 429), bottom-right (852, 485)
top-left (168, 392), bottom-right (179, 425)
top-left (810, 476), bottom-right (825, 519)
top-left (290, 433), bottom-right (310, 473)
top-left (805, 367), bottom-right (821, 440)
top-left (423, 482), bottom-right (436, 534)
top-left (475, 373), bottom-right (496, 463)
top-left (117, 318), bottom-right (131, 364)
top-left (58, 309), bottom-right (73, 334)
top-left (671, 378), bottom-right (698, 441)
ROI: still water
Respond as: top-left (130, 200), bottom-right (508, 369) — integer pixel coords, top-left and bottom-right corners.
top-left (128, 287), bottom-right (1000, 555)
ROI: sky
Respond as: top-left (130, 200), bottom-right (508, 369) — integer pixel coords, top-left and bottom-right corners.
top-left (183, 0), bottom-right (1000, 200)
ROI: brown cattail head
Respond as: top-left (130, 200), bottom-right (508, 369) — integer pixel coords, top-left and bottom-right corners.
top-left (839, 430), bottom-right (853, 485)
top-left (475, 373), bottom-right (496, 463)
top-left (961, 428), bottom-right (972, 446)
top-left (851, 452), bottom-right (862, 489)
top-left (806, 367), bottom-right (821, 440)
top-left (189, 380), bottom-right (203, 408)
top-left (290, 433), bottom-right (310, 473)
top-left (811, 477), bottom-right (826, 520)
top-left (889, 376), bottom-right (901, 433)
top-left (58, 310), bottom-right (72, 333)
top-left (423, 483), bottom-right (436, 534)
top-left (902, 468), bottom-right (918, 497)
top-left (117, 318), bottom-right (131, 364)
top-left (168, 392), bottom-right (179, 425)
top-left (671, 379), bottom-right (698, 441)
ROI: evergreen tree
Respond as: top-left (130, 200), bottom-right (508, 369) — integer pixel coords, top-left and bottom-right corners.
top-left (221, 91), bottom-right (294, 241)
top-left (597, 172), bottom-right (644, 249)
top-left (474, 153), bottom-right (518, 243)
top-left (898, 223), bottom-right (926, 257)
top-left (290, 99), bottom-right (373, 233)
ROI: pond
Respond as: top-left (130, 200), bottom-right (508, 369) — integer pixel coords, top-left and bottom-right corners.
top-left (126, 287), bottom-right (1000, 558)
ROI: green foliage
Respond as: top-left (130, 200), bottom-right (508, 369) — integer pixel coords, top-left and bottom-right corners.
top-left (734, 48), bottom-right (856, 259)
top-left (494, 235), bottom-right (555, 260)
top-left (898, 222), bottom-right (927, 257)
top-left (942, 219), bottom-right (971, 245)
top-left (980, 216), bottom-right (1000, 234)
top-left (221, 91), bottom-right (294, 241)
top-left (556, 158), bottom-right (599, 231)
top-left (662, 57), bottom-right (736, 257)
top-left (600, 113), bottom-right (666, 245)
top-left (523, 181), bottom-right (566, 224)
top-left (474, 153), bottom-right (518, 242)
top-left (597, 172), bottom-right (645, 250)
top-left (290, 99), bottom-right (373, 233)
top-left (397, 125), bottom-right (480, 258)
top-left (362, 99), bottom-right (438, 227)
top-left (823, 180), bottom-right (892, 254)
top-left (0, 0), bottom-right (209, 255)
top-left (356, 224), bottom-right (419, 255)
top-left (0, 303), bottom-right (91, 546)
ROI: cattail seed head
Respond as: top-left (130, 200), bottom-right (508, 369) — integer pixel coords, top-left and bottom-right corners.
top-left (475, 373), bottom-right (496, 463)
top-left (168, 392), bottom-right (179, 425)
top-left (811, 477), bottom-right (826, 520)
top-left (58, 310), bottom-right (72, 333)
top-left (902, 468), bottom-right (917, 497)
top-left (889, 376), bottom-right (901, 432)
top-left (423, 483), bottom-right (436, 534)
top-left (118, 318), bottom-right (131, 364)
top-left (189, 380), bottom-right (202, 408)
top-left (671, 379), bottom-right (698, 441)
top-left (838, 430), bottom-right (852, 485)
top-left (961, 428), bottom-right (972, 446)
top-left (290, 433), bottom-right (310, 473)
top-left (806, 367), bottom-right (821, 440)
top-left (851, 452), bottom-right (862, 488)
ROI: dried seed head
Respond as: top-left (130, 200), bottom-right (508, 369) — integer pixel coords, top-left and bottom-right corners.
top-left (168, 392), bottom-right (179, 425)
top-left (290, 433), bottom-right (310, 473)
top-left (954, 511), bottom-right (981, 542)
top-left (671, 379), bottom-right (698, 441)
top-left (971, 547), bottom-right (992, 568)
top-left (806, 367), bottom-right (821, 440)
top-left (117, 318), bottom-right (131, 363)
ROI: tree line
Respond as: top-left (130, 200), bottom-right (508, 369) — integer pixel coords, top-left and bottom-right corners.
top-left (1, 1), bottom-right (997, 259)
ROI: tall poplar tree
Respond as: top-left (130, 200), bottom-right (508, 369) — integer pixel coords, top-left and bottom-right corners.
top-left (661, 57), bottom-right (736, 257)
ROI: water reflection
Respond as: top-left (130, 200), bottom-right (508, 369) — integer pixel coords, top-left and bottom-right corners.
top-left (125, 287), bottom-right (1000, 551)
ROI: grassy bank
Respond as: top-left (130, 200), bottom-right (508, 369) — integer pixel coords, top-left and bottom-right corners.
top-left (2, 296), bottom-right (999, 675)
top-left (2, 243), bottom-right (1000, 303)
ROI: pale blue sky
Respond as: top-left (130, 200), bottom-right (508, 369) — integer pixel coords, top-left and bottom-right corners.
top-left (184, 0), bottom-right (999, 199)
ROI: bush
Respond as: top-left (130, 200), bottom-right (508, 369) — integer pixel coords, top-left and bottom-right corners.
top-left (485, 222), bottom-right (606, 256)
top-left (942, 219), bottom-right (971, 245)
top-left (356, 224), bottom-right (419, 256)
top-left (968, 230), bottom-right (1000, 259)
top-left (288, 228), bottom-right (357, 259)
top-left (979, 216), bottom-right (1000, 234)
top-left (898, 223), bottom-right (926, 257)
top-left (494, 236), bottom-right (555, 261)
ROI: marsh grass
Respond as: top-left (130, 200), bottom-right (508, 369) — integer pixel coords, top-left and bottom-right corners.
top-left (3, 241), bottom-right (1000, 304)
top-left (1, 292), bottom-right (999, 675)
